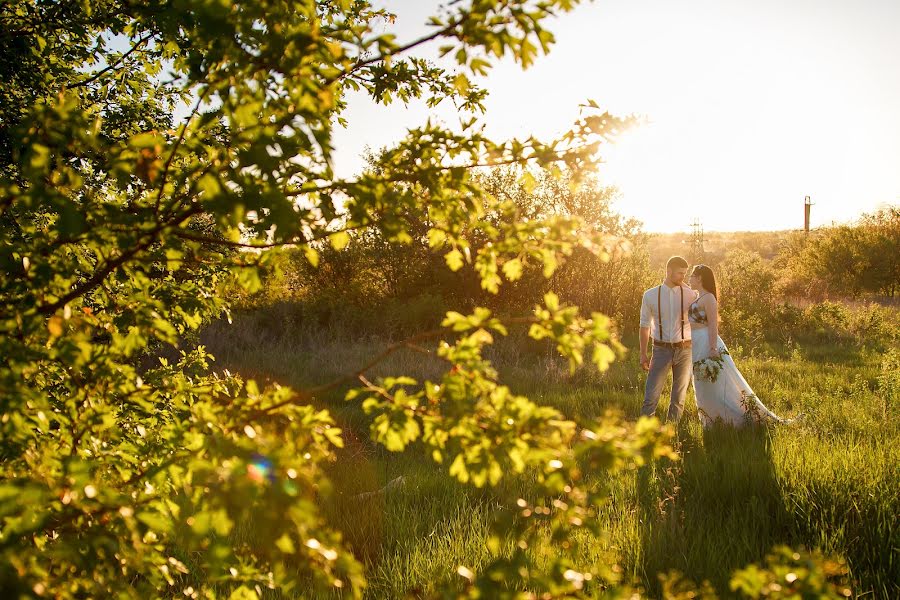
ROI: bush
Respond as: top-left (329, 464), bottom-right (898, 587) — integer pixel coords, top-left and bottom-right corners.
top-left (719, 307), bottom-right (764, 353)
top-left (804, 301), bottom-right (852, 336)
top-left (762, 300), bottom-right (900, 350)
top-left (776, 207), bottom-right (900, 300)
top-left (718, 249), bottom-right (777, 321)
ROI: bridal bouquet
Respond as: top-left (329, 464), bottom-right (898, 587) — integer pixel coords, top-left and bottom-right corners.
top-left (693, 350), bottom-right (729, 383)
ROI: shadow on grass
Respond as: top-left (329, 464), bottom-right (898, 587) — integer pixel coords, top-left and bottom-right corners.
top-left (634, 423), bottom-right (795, 596)
top-left (319, 444), bottom-right (502, 598)
top-left (760, 334), bottom-right (873, 367)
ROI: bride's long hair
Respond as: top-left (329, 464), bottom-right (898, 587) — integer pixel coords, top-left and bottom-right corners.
top-left (692, 264), bottom-right (719, 300)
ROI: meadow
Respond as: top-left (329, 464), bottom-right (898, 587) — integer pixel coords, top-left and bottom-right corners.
top-left (202, 308), bottom-right (899, 598)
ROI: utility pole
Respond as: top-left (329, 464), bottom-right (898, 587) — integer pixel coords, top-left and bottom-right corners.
top-left (804, 196), bottom-right (814, 234)
top-left (688, 218), bottom-right (705, 264)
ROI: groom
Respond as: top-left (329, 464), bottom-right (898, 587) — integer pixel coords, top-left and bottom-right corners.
top-left (639, 256), bottom-right (699, 423)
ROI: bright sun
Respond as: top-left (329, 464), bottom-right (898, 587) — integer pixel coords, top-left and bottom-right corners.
top-left (601, 124), bottom-right (699, 234)
top-left (335, 0), bottom-right (900, 234)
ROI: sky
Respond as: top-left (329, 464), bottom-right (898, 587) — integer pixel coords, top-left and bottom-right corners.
top-left (330, 0), bottom-right (900, 232)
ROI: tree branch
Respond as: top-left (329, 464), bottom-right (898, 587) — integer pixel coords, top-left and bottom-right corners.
top-left (172, 222), bottom-right (366, 249)
top-left (172, 230), bottom-right (303, 249)
top-left (155, 87), bottom-right (210, 214)
top-left (36, 205), bottom-right (203, 316)
top-left (70, 33), bottom-right (154, 89)
top-left (325, 15), bottom-right (469, 85)
top-left (282, 141), bottom-right (601, 199)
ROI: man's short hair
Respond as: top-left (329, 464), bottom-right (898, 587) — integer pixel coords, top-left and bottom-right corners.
top-left (666, 256), bottom-right (689, 270)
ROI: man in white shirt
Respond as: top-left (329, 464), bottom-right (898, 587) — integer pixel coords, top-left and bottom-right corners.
top-left (639, 256), bottom-right (699, 423)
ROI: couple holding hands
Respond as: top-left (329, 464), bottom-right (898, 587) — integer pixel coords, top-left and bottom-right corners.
top-left (639, 256), bottom-right (787, 427)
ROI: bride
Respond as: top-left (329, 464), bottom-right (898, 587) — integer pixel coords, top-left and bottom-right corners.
top-left (688, 264), bottom-right (788, 426)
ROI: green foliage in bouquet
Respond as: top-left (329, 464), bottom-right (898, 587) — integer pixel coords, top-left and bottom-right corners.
top-left (692, 349), bottom-right (730, 383)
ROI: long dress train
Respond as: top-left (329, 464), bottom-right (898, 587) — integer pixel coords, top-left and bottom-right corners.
top-left (690, 333), bottom-right (785, 426)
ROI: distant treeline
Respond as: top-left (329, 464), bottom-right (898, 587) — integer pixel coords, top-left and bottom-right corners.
top-left (648, 211), bottom-right (899, 301)
top-left (648, 230), bottom-right (793, 266)
top-left (239, 168), bottom-right (898, 344)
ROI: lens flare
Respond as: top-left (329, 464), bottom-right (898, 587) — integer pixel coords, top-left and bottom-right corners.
top-left (247, 454), bottom-right (273, 484)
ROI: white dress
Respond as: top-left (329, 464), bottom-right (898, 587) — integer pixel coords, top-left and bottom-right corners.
top-left (689, 294), bottom-right (785, 427)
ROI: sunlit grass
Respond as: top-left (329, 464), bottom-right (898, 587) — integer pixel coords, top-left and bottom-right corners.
top-left (202, 316), bottom-right (898, 598)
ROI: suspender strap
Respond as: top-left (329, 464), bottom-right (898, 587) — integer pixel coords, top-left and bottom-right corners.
top-left (657, 286), bottom-right (662, 341)
top-left (657, 284), bottom-right (685, 342)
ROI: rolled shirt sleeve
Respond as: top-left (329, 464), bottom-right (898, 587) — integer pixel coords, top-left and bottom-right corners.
top-left (639, 288), bottom-right (653, 329)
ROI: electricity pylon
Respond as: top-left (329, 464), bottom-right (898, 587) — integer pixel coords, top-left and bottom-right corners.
top-left (689, 218), bottom-right (705, 264)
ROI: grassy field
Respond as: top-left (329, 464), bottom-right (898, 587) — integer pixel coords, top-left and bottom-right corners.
top-left (201, 315), bottom-right (899, 598)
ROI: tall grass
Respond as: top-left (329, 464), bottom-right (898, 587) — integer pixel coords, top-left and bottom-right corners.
top-left (200, 310), bottom-right (899, 598)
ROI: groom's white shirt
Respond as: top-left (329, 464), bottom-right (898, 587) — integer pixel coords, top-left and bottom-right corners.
top-left (640, 283), bottom-right (698, 343)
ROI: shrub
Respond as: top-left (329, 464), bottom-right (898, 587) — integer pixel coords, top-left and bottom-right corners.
top-left (775, 207), bottom-right (900, 300)
top-left (804, 301), bottom-right (852, 337)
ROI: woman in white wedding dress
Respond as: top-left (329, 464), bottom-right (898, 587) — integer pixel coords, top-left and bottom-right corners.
top-left (688, 265), bottom-right (787, 427)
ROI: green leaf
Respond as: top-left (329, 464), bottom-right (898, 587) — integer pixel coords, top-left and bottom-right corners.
top-left (502, 258), bottom-right (523, 281)
top-left (234, 266), bottom-right (262, 293)
top-left (189, 510), bottom-right (212, 536)
top-left (329, 231), bottom-right (350, 250)
top-left (165, 248), bottom-right (183, 270)
top-left (469, 58), bottom-right (491, 76)
top-left (228, 587), bottom-right (260, 600)
top-left (129, 132), bottom-right (162, 148)
top-left (371, 411), bottom-right (420, 451)
top-left (427, 228), bottom-right (447, 249)
top-left (324, 426), bottom-right (344, 448)
top-left (449, 453), bottom-right (468, 483)
top-left (445, 248), bottom-right (464, 271)
top-left (233, 101), bottom-right (261, 128)
top-left (541, 249), bottom-right (559, 277)
top-left (276, 533), bottom-right (296, 554)
top-left (544, 292), bottom-right (560, 311)
top-left (0, 484), bottom-right (22, 502)
top-left (453, 73), bottom-right (471, 95)
top-left (529, 323), bottom-right (549, 340)
top-left (198, 173), bottom-right (222, 199)
top-left (28, 144), bottom-right (50, 170)
top-left (137, 511), bottom-right (170, 533)
top-left (520, 171), bottom-right (537, 194)
top-left (304, 245), bottom-right (319, 268)
top-left (442, 311), bottom-right (469, 331)
top-left (592, 343), bottom-right (616, 372)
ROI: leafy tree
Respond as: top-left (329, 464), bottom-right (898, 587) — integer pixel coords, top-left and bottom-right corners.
top-left (0, 0), bottom-right (852, 598)
top-left (715, 249), bottom-right (775, 349)
top-left (775, 207), bottom-right (899, 300)
top-left (0, 0), bottom-right (648, 597)
top-left (473, 165), bottom-right (653, 327)
top-left (857, 206), bottom-right (900, 298)
top-left (273, 164), bottom-right (653, 336)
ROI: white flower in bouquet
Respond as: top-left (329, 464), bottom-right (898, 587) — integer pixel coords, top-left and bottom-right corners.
top-left (693, 354), bottom-right (725, 383)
